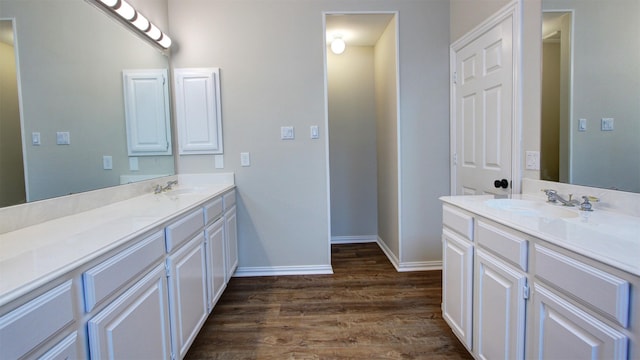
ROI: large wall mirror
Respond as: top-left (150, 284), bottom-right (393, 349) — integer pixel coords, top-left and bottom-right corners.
top-left (540, 0), bottom-right (640, 193)
top-left (0, 0), bottom-right (174, 208)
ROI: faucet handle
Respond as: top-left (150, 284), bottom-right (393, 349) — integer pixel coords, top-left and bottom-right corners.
top-left (541, 189), bottom-right (558, 202)
top-left (580, 195), bottom-right (599, 211)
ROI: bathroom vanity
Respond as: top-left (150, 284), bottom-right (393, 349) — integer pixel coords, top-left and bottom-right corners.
top-left (440, 189), bottom-right (640, 360)
top-left (0, 175), bottom-right (237, 359)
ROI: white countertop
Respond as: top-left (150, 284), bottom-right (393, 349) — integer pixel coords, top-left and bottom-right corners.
top-left (0, 183), bottom-right (234, 307)
top-left (440, 194), bottom-right (640, 277)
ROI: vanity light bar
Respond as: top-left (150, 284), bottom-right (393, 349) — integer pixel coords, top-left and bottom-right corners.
top-left (96, 0), bottom-right (172, 49)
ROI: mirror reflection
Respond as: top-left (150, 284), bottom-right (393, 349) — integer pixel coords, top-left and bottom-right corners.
top-left (0, 0), bottom-right (174, 208)
top-left (541, 0), bottom-right (640, 193)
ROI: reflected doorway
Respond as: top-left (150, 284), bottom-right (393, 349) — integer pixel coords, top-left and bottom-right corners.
top-left (541, 11), bottom-right (572, 183)
top-left (0, 19), bottom-right (26, 207)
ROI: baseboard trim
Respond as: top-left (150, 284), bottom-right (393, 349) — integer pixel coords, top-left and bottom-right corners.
top-left (233, 265), bottom-right (334, 277)
top-left (396, 261), bottom-right (442, 272)
top-left (331, 235), bottom-right (378, 244)
top-left (376, 237), bottom-right (401, 271)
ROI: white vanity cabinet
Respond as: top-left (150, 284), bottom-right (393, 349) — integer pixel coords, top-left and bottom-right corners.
top-left (441, 201), bottom-right (639, 360)
top-left (205, 217), bottom-right (226, 311)
top-left (441, 205), bottom-right (474, 350)
top-left (0, 280), bottom-right (80, 359)
top-left (165, 209), bottom-right (208, 359)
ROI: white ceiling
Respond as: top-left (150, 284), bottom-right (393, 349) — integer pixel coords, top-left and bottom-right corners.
top-left (326, 13), bottom-right (394, 47)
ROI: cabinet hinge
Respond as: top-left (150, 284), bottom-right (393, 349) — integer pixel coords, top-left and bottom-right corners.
top-left (453, 152), bottom-right (458, 166)
top-left (523, 284), bottom-right (530, 300)
top-left (165, 263), bottom-right (171, 278)
top-left (452, 71), bottom-right (458, 85)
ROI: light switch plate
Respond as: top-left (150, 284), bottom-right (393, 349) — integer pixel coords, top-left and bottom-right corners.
top-left (578, 118), bottom-right (587, 132)
top-left (240, 152), bottom-right (250, 167)
top-left (310, 125), bottom-right (319, 139)
top-left (103, 156), bottom-right (113, 170)
top-left (601, 118), bottom-right (614, 131)
top-left (32, 132), bottom-right (41, 145)
top-left (281, 126), bottom-right (295, 140)
top-left (56, 131), bottom-right (70, 145)
top-left (214, 155), bottom-right (224, 169)
top-left (525, 151), bottom-right (540, 170)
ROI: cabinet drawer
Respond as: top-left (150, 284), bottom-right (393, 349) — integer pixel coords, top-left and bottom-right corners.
top-left (476, 220), bottom-right (528, 271)
top-left (83, 230), bottom-right (165, 312)
top-left (204, 197), bottom-right (223, 225)
top-left (534, 244), bottom-right (629, 327)
top-left (223, 190), bottom-right (236, 210)
top-left (0, 281), bottom-right (75, 360)
top-left (38, 332), bottom-right (78, 360)
top-left (166, 209), bottom-right (205, 252)
top-left (443, 205), bottom-right (473, 240)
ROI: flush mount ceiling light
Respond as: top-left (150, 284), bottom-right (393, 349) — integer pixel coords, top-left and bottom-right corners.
top-left (330, 35), bottom-right (346, 55)
top-left (95, 0), bottom-right (172, 49)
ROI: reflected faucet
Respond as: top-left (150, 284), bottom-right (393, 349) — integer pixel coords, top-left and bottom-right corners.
top-left (154, 180), bottom-right (178, 194)
top-left (541, 189), bottom-right (579, 207)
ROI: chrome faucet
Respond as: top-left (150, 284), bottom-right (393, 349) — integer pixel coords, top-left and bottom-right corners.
top-left (541, 189), bottom-right (579, 207)
top-left (579, 196), bottom-right (599, 211)
top-left (154, 180), bottom-right (178, 194)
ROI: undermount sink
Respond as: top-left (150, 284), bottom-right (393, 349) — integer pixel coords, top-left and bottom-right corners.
top-left (485, 198), bottom-right (579, 219)
top-left (162, 187), bottom-right (206, 199)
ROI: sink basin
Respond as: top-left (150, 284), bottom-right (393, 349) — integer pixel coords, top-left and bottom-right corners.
top-left (485, 199), bottom-right (579, 219)
top-left (161, 187), bottom-right (206, 199)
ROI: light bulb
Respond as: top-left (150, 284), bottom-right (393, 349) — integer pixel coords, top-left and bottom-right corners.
top-left (331, 38), bottom-right (346, 55)
top-left (146, 23), bottom-right (162, 40)
top-left (115, 0), bottom-right (135, 20)
top-left (131, 13), bottom-right (150, 31)
top-left (157, 34), bottom-right (172, 49)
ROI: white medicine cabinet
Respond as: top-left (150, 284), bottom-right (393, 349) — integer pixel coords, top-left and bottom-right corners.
top-left (122, 69), bottom-right (172, 156)
top-left (173, 68), bottom-right (223, 155)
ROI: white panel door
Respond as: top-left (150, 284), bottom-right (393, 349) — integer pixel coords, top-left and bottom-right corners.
top-left (442, 229), bottom-right (474, 350)
top-left (475, 249), bottom-right (526, 360)
top-left (224, 205), bottom-right (238, 282)
top-left (531, 284), bottom-right (628, 360)
top-left (87, 264), bottom-right (171, 360)
top-left (205, 218), bottom-right (226, 311)
top-left (122, 69), bottom-right (171, 156)
top-left (452, 12), bottom-right (516, 195)
top-left (174, 68), bottom-right (223, 155)
top-left (167, 233), bottom-right (208, 359)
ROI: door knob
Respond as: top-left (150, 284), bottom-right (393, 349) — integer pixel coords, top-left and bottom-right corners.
top-left (494, 179), bottom-right (509, 189)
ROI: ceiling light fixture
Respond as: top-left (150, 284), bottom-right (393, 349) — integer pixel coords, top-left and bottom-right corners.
top-left (96, 0), bottom-right (172, 49)
top-left (330, 35), bottom-right (346, 55)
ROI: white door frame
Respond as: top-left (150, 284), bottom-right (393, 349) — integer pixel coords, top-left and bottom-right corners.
top-left (449, 1), bottom-right (522, 195)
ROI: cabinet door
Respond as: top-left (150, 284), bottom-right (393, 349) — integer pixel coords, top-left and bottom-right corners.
top-left (122, 69), bottom-right (171, 156)
top-left (167, 233), bottom-right (208, 359)
top-left (531, 283), bottom-right (628, 360)
top-left (205, 218), bottom-right (226, 311)
top-left (87, 264), bottom-right (171, 360)
top-left (442, 228), bottom-right (474, 350)
top-left (224, 205), bottom-right (238, 281)
top-left (475, 249), bottom-right (527, 360)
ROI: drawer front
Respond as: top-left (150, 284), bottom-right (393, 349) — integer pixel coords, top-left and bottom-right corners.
top-left (38, 331), bottom-right (78, 360)
top-left (442, 205), bottom-right (473, 240)
top-left (476, 220), bottom-right (528, 271)
top-left (0, 281), bottom-right (75, 360)
top-left (223, 190), bottom-right (236, 210)
top-left (534, 244), bottom-right (630, 327)
top-left (83, 230), bottom-right (165, 312)
top-left (204, 197), bottom-right (223, 225)
top-left (166, 209), bottom-right (205, 252)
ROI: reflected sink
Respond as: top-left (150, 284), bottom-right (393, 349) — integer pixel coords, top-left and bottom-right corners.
top-left (485, 199), bottom-right (579, 219)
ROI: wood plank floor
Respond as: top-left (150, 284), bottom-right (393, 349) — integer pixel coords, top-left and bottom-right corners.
top-left (186, 243), bottom-right (473, 359)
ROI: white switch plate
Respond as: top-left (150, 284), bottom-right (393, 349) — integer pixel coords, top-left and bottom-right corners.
top-left (56, 131), bottom-right (70, 145)
top-left (214, 155), bottom-right (224, 169)
top-left (240, 152), bottom-right (251, 167)
top-left (103, 155), bottom-right (113, 170)
top-left (578, 118), bottom-right (587, 132)
top-left (281, 126), bottom-right (295, 140)
top-left (310, 125), bottom-right (319, 139)
top-left (601, 118), bottom-right (614, 131)
top-left (32, 132), bottom-right (41, 145)
top-left (525, 151), bottom-right (540, 170)
top-left (129, 157), bottom-right (139, 171)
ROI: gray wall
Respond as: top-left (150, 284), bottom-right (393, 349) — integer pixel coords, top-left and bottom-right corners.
top-left (328, 46), bottom-right (378, 239)
top-left (168, 0), bottom-right (450, 271)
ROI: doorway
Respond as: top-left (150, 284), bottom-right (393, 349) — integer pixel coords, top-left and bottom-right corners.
top-left (324, 12), bottom-right (400, 261)
top-left (0, 19), bottom-right (26, 207)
